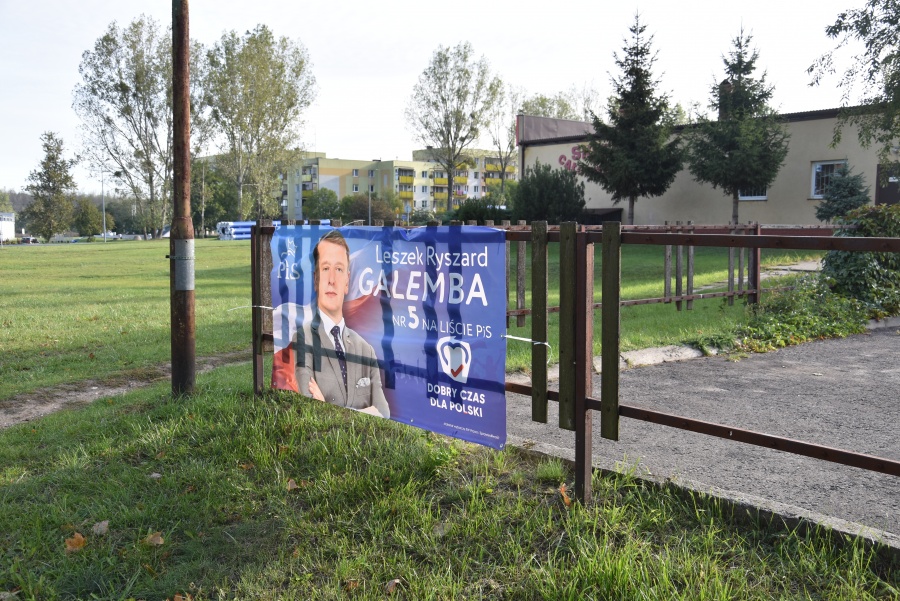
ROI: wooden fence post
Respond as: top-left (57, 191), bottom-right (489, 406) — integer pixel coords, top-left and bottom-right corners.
top-left (516, 220), bottom-right (527, 327)
top-left (503, 220), bottom-right (511, 328)
top-left (251, 220), bottom-right (273, 396)
top-left (531, 221), bottom-right (549, 424)
top-left (558, 222), bottom-right (577, 431)
top-left (749, 222), bottom-right (761, 304)
top-left (728, 221), bottom-right (735, 306)
top-left (574, 225), bottom-right (594, 504)
top-left (664, 221), bottom-right (672, 303)
top-left (601, 221), bottom-right (621, 441)
top-left (687, 221), bottom-right (695, 311)
top-left (675, 221), bottom-right (683, 311)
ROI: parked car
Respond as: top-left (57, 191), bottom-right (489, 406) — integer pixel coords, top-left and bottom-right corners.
top-left (20, 236), bottom-right (38, 244)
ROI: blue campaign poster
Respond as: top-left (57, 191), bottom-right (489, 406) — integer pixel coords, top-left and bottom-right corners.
top-left (270, 225), bottom-right (507, 449)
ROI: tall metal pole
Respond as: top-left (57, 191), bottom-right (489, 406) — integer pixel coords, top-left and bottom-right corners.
top-left (170, 0), bottom-right (195, 396)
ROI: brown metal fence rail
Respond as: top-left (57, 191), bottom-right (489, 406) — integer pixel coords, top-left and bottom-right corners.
top-left (251, 220), bottom-right (900, 506)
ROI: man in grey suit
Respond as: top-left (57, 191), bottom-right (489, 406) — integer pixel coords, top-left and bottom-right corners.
top-left (295, 230), bottom-right (390, 418)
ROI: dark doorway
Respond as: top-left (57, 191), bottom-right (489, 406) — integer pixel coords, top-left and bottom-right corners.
top-left (875, 164), bottom-right (899, 206)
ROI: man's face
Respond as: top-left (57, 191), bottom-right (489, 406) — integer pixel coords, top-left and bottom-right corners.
top-left (315, 240), bottom-right (350, 322)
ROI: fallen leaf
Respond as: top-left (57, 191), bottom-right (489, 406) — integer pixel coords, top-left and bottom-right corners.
top-left (278, 445), bottom-right (290, 455)
top-left (239, 462), bottom-right (254, 470)
top-left (89, 353), bottom-right (95, 360)
top-left (156, 451), bottom-right (166, 459)
top-left (92, 521), bottom-right (109, 535)
top-left (287, 479), bottom-right (299, 490)
top-left (65, 532), bottom-right (86, 553)
top-left (384, 579), bottom-right (402, 594)
top-left (559, 483), bottom-right (572, 507)
top-left (145, 532), bottom-right (164, 546)
top-left (173, 593), bottom-right (192, 601)
top-left (343, 580), bottom-right (360, 591)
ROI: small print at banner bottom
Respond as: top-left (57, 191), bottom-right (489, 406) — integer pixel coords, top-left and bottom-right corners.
top-left (270, 225), bottom-right (507, 449)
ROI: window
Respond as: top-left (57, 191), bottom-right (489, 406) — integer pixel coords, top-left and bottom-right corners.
top-left (811, 161), bottom-right (847, 198)
top-left (474, 186), bottom-right (479, 193)
top-left (369, 185), bottom-right (375, 192)
top-left (473, 171), bottom-right (479, 179)
top-left (368, 169), bottom-right (374, 178)
top-left (352, 169), bottom-right (359, 177)
top-left (422, 185), bottom-right (428, 193)
top-left (739, 186), bottom-right (767, 201)
top-left (353, 184), bottom-right (359, 192)
top-left (421, 170), bottom-right (428, 178)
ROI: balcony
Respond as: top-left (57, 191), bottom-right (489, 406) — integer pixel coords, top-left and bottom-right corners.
top-left (398, 175), bottom-right (414, 184)
top-left (399, 190), bottom-right (414, 200)
top-left (453, 176), bottom-right (467, 185)
top-left (433, 177), bottom-right (448, 185)
top-left (302, 189), bottom-right (315, 198)
top-left (433, 192), bottom-right (448, 200)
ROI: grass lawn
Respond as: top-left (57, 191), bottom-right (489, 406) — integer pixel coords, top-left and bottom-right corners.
top-left (0, 239), bottom-right (820, 399)
top-left (0, 366), bottom-right (896, 599)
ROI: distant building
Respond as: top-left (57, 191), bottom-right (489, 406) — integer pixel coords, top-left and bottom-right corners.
top-left (516, 109), bottom-right (900, 225)
top-left (280, 149), bottom-right (518, 221)
top-left (0, 212), bottom-right (15, 242)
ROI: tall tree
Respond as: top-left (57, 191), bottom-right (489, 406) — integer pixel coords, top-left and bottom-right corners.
top-left (685, 29), bottom-right (790, 224)
top-left (520, 84), bottom-right (603, 121)
top-left (72, 197), bottom-right (104, 236)
top-left (487, 83), bottom-right (523, 195)
top-left (303, 188), bottom-right (340, 220)
top-left (0, 190), bottom-right (12, 213)
top-left (203, 25), bottom-right (316, 220)
top-left (74, 15), bottom-right (173, 239)
top-left (578, 15), bottom-right (682, 225)
top-left (405, 42), bottom-right (501, 212)
top-left (809, 0), bottom-right (900, 178)
top-left (21, 133), bottom-right (78, 242)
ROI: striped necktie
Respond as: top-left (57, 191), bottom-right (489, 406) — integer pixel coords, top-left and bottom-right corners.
top-left (331, 326), bottom-right (347, 390)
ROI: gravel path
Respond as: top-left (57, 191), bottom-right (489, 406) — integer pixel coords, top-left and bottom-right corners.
top-left (506, 326), bottom-right (900, 542)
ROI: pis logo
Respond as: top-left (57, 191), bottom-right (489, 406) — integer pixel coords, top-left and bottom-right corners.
top-left (437, 336), bottom-right (471, 383)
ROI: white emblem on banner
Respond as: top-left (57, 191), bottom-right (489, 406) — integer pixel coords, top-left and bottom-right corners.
top-left (437, 336), bottom-right (472, 383)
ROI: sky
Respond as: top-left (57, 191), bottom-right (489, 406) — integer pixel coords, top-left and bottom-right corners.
top-left (0, 0), bottom-right (864, 194)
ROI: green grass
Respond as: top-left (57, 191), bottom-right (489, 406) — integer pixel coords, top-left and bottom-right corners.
top-left (0, 239), bottom-right (252, 400)
top-left (0, 368), bottom-right (896, 599)
top-left (0, 239), bottom-right (822, 398)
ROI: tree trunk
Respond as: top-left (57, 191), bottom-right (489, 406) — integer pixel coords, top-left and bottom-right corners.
top-left (628, 196), bottom-right (636, 225)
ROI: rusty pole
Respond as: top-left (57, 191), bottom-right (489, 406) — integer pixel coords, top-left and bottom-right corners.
top-left (170, 0), bottom-right (195, 396)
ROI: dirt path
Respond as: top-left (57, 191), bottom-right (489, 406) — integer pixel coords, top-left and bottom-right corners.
top-left (506, 326), bottom-right (900, 545)
top-left (0, 351), bottom-right (251, 429)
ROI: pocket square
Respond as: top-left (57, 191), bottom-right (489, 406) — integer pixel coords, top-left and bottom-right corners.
top-left (356, 377), bottom-right (371, 388)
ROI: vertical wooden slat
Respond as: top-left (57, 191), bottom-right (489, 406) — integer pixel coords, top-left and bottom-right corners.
top-left (686, 221), bottom-right (694, 311)
top-left (260, 224), bottom-right (274, 354)
top-left (251, 221), bottom-right (272, 396)
top-left (574, 227), bottom-right (594, 504)
top-left (558, 222), bottom-right (577, 431)
top-left (503, 220), bottom-right (511, 328)
top-left (531, 221), bottom-right (548, 424)
top-left (516, 220), bottom-right (527, 327)
top-left (675, 220), bottom-right (683, 311)
top-left (728, 221), bottom-right (735, 306)
top-left (601, 221), bottom-right (621, 441)
top-left (749, 222), bottom-right (762, 304)
top-left (664, 221), bottom-right (672, 303)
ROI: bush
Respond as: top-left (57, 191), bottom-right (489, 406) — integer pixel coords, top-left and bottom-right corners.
top-left (450, 197), bottom-right (511, 224)
top-left (737, 275), bottom-right (867, 352)
top-left (513, 160), bottom-right (585, 224)
top-left (821, 204), bottom-right (900, 316)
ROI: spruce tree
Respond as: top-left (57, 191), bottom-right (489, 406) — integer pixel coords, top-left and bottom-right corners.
top-left (21, 132), bottom-right (78, 242)
top-left (578, 14), bottom-right (682, 225)
top-left (686, 29), bottom-right (790, 225)
top-left (816, 164), bottom-right (870, 223)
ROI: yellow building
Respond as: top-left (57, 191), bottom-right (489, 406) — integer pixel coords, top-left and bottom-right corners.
top-left (281, 148), bottom-right (519, 220)
top-left (516, 110), bottom-right (900, 225)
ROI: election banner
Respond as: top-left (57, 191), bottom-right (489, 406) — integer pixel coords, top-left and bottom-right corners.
top-left (270, 225), bottom-right (507, 449)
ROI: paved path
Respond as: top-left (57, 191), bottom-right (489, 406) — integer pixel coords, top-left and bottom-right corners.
top-left (506, 325), bottom-right (900, 543)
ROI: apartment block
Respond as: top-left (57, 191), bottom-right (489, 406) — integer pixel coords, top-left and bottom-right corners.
top-left (281, 149), bottom-right (518, 221)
